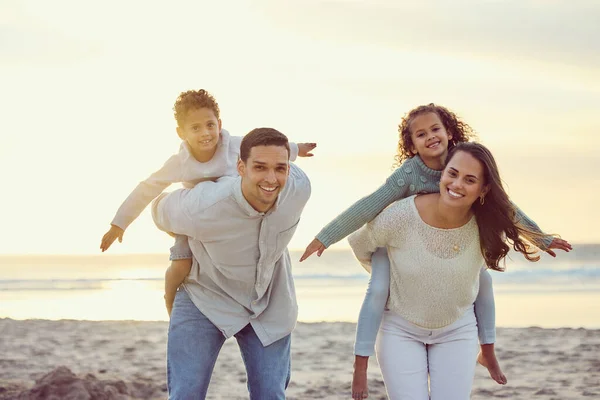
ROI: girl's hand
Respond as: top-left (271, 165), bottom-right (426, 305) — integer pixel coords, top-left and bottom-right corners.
top-left (100, 225), bottom-right (124, 252)
top-left (544, 238), bottom-right (572, 257)
top-left (299, 238), bottom-right (326, 261)
top-left (298, 143), bottom-right (317, 157)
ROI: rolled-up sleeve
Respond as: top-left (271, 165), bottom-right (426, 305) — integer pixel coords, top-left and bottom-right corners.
top-left (348, 219), bottom-right (388, 273)
top-left (151, 190), bottom-right (197, 239)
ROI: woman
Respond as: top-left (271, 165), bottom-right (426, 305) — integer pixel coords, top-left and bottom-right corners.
top-left (348, 142), bottom-right (551, 399)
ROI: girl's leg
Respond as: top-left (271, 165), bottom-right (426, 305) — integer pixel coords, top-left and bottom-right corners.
top-left (428, 308), bottom-right (479, 400)
top-left (352, 247), bottom-right (391, 399)
top-left (376, 311), bottom-right (429, 400)
top-left (475, 269), bottom-right (496, 344)
top-left (474, 270), bottom-right (506, 384)
top-left (354, 247), bottom-right (391, 355)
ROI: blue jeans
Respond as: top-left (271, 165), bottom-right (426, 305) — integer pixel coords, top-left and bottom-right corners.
top-left (167, 290), bottom-right (291, 400)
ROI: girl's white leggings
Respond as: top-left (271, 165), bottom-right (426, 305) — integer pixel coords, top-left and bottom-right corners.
top-left (376, 306), bottom-right (479, 400)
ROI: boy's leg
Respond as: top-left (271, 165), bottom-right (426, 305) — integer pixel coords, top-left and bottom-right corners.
top-left (474, 270), bottom-right (507, 384)
top-left (167, 289), bottom-right (225, 400)
top-left (235, 324), bottom-right (291, 400)
top-left (165, 235), bottom-right (193, 316)
top-left (170, 234), bottom-right (193, 261)
top-left (165, 259), bottom-right (192, 316)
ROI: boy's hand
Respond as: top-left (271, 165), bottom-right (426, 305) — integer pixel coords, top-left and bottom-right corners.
top-left (299, 238), bottom-right (326, 262)
top-left (298, 143), bottom-right (317, 157)
top-left (100, 225), bottom-right (124, 252)
top-left (544, 238), bottom-right (572, 257)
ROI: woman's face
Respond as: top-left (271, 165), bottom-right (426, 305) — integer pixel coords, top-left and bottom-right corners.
top-left (439, 150), bottom-right (489, 208)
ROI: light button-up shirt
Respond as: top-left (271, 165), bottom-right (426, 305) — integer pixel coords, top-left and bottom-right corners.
top-left (152, 163), bottom-right (310, 346)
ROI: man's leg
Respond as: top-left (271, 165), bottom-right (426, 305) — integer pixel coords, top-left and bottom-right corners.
top-left (235, 324), bottom-right (291, 400)
top-left (167, 289), bottom-right (226, 400)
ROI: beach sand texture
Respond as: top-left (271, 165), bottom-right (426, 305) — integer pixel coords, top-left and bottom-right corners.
top-left (1, 319), bottom-right (598, 399)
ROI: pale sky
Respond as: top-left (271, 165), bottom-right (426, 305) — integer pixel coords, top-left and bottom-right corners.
top-left (1, 0), bottom-right (599, 254)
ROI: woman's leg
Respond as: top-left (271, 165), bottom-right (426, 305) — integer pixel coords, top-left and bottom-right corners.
top-left (474, 269), bottom-right (506, 384)
top-left (376, 311), bottom-right (429, 400)
top-left (352, 247), bottom-right (391, 399)
top-left (428, 308), bottom-right (479, 400)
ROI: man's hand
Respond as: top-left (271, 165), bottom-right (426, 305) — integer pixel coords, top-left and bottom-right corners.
top-left (298, 143), bottom-right (317, 157)
top-left (299, 238), bottom-right (326, 262)
top-left (100, 225), bottom-right (124, 252)
top-left (544, 238), bottom-right (572, 257)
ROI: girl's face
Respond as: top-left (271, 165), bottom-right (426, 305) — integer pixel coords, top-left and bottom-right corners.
top-left (439, 150), bottom-right (489, 209)
top-left (409, 112), bottom-right (452, 163)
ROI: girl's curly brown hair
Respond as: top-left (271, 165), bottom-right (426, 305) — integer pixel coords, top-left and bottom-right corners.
top-left (173, 89), bottom-right (220, 128)
top-left (394, 103), bottom-right (476, 168)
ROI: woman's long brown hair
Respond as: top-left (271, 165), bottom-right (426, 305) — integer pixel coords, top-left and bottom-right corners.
top-left (445, 142), bottom-right (553, 271)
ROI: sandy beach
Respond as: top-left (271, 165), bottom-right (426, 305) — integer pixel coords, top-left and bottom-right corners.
top-left (0, 319), bottom-right (598, 399)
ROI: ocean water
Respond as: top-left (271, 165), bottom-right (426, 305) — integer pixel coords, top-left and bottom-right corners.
top-left (1, 245), bottom-right (599, 328)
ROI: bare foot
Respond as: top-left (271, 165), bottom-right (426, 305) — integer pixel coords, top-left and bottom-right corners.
top-left (478, 344), bottom-right (507, 385)
top-left (351, 367), bottom-right (369, 399)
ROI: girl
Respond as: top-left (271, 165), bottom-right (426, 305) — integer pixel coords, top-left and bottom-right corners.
top-left (299, 104), bottom-right (570, 398)
top-left (100, 89), bottom-right (316, 315)
top-left (348, 142), bottom-right (556, 399)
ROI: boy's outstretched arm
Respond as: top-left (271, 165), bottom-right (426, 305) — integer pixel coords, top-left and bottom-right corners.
top-left (100, 225), bottom-right (124, 252)
top-left (100, 154), bottom-right (182, 252)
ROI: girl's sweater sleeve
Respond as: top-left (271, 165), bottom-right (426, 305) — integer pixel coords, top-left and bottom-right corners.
top-left (512, 203), bottom-right (553, 249)
top-left (315, 164), bottom-right (412, 248)
top-left (111, 154), bottom-right (183, 230)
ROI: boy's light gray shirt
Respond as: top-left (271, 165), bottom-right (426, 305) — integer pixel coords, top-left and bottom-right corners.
top-left (111, 129), bottom-right (300, 230)
top-left (152, 163), bottom-right (311, 346)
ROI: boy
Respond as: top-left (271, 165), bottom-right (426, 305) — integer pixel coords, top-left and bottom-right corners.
top-left (100, 89), bottom-right (316, 314)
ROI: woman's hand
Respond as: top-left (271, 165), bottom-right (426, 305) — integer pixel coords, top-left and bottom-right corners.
top-left (299, 238), bottom-right (326, 261)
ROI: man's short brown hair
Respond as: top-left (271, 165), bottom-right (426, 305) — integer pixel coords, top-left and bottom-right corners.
top-left (240, 128), bottom-right (290, 162)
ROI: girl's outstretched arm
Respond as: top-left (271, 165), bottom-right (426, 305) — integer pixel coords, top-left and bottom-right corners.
top-left (300, 158), bottom-right (432, 261)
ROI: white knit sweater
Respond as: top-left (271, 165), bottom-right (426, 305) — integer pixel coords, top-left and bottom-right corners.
top-left (348, 195), bottom-right (484, 329)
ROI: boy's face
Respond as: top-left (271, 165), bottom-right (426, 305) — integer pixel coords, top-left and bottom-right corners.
top-left (177, 108), bottom-right (222, 157)
top-left (237, 145), bottom-right (290, 213)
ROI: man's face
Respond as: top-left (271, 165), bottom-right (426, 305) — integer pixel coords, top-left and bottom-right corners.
top-left (237, 145), bottom-right (290, 212)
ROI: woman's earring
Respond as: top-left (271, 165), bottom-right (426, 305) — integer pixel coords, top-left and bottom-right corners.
top-left (480, 195), bottom-right (485, 205)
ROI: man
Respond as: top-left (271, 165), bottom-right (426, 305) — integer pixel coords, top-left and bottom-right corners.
top-left (152, 127), bottom-right (311, 399)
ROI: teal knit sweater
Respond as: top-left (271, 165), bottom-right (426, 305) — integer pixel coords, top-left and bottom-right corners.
top-left (316, 155), bottom-right (552, 249)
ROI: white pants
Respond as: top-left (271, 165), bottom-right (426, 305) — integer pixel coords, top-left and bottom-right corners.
top-left (376, 306), bottom-right (478, 400)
